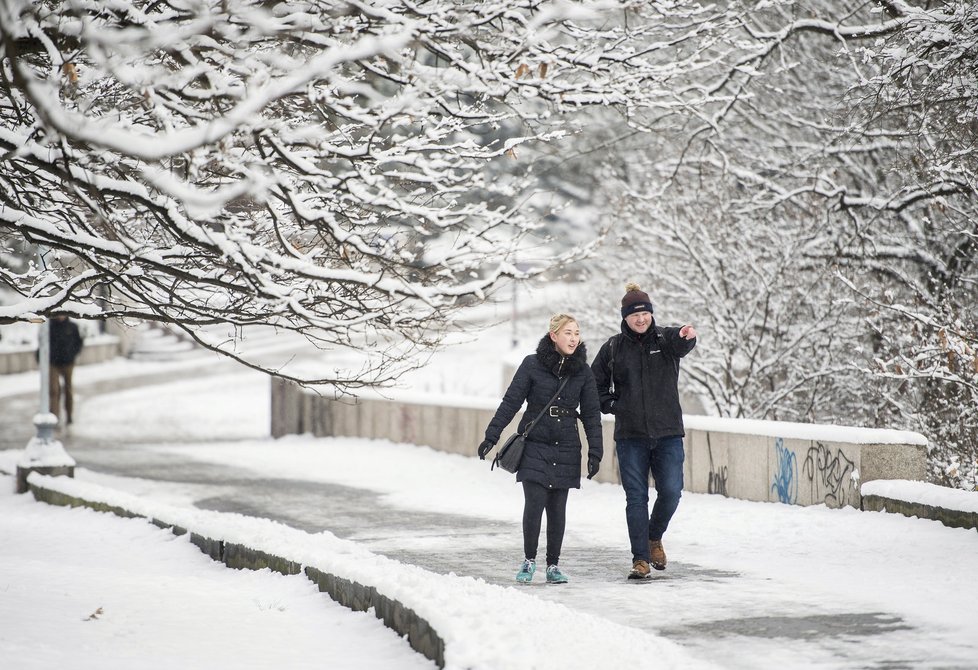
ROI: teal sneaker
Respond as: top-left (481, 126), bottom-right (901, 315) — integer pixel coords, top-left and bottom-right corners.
top-left (546, 564), bottom-right (568, 584)
top-left (516, 559), bottom-right (536, 583)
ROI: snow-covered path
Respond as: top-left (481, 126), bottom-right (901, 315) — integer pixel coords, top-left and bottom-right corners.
top-left (3, 304), bottom-right (978, 669)
top-left (0, 483), bottom-right (439, 670)
top-left (3, 361), bottom-right (973, 670)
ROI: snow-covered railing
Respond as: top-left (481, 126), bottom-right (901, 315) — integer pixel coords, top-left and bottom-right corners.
top-left (271, 381), bottom-right (929, 510)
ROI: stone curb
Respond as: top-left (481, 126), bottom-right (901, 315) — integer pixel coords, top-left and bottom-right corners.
top-left (861, 494), bottom-right (978, 532)
top-left (26, 477), bottom-right (446, 668)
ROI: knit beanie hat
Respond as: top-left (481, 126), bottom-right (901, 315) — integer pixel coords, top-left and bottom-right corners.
top-left (620, 282), bottom-right (654, 319)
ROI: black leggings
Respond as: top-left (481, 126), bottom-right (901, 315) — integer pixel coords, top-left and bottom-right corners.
top-left (522, 481), bottom-right (569, 566)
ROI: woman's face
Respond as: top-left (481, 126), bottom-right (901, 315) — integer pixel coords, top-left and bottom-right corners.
top-left (549, 320), bottom-right (581, 356)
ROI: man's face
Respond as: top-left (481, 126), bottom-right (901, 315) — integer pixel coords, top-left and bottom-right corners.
top-left (625, 310), bottom-right (652, 334)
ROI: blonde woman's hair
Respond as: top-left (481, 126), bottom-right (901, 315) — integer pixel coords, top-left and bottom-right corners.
top-left (549, 313), bottom-right (578, 333)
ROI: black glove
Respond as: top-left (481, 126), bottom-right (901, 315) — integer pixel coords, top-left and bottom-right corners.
top-left (587, 456), bottom-right (600, 480)
top-left (478, 439), bottom-right (495, 460)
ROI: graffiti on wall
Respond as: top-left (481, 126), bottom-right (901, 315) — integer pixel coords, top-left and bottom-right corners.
top-left (707, 437), bottom-right (728, 496)
top-left (771, 437), bottom-right (798, 504)
top-left (803, 442), bottom-right (858, 507)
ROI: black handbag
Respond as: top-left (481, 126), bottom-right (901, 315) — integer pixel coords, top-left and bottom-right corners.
top-left (492, 377), bottom-right (570, 473)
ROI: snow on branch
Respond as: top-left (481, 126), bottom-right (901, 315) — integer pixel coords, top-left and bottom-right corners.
top-left (1, 0), bottom-right (719, 389)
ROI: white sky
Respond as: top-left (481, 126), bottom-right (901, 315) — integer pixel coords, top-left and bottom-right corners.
top-left (2, 303), bottom-right (977, 669)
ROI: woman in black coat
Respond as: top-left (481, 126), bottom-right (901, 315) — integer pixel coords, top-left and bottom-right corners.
top-left (478, 314), bottom-right (603, 584)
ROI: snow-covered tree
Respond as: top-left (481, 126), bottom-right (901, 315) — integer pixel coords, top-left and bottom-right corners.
top-left (0, 0), bottom-right (727, 390)
top-left (839, 0), bottom-right (978, 488)
top-left (578, 1), bottom-right (976, 488)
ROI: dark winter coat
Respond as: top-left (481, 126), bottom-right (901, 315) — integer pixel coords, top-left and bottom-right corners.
top-left (48, 318), bottom-right (84, 367)
top-left (484, 335), bottom-right (603, 490)
top-left (590, 321), bottom-right (695, 441)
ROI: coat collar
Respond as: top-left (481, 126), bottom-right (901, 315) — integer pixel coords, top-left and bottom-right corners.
top-left (536, 334), bottom-right (588, 376)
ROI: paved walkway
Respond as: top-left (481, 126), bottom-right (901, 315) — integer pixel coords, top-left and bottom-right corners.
top-left (45, 441), bottom-right (943, 669)
top-left (4, 363), bottom-right (974, 670)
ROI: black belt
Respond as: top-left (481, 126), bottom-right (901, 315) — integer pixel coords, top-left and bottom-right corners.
top-left (548, 406), bottom-right (579, 418)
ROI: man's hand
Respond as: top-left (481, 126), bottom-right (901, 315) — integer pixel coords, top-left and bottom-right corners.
top-left (587, 456), bottom-right (600, 480)
top-left (679, 324), bottom-right (697, 340)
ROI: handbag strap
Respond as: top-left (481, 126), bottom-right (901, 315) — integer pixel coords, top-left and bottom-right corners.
top-left (520, 376), bottom-right (571, 437)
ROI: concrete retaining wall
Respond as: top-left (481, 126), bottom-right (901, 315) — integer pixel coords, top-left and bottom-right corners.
top-left (0, 337), bottom-right (120, 375)
top-left (683, 429), bottom-right (928, 508)
top-left (271, 380), bottom-right (929, 510)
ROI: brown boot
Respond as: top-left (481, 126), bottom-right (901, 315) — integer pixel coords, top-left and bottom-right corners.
top-left (649, 540), bottom-right (667, 571)
top-left (628, 559), bottom-right (651, 580)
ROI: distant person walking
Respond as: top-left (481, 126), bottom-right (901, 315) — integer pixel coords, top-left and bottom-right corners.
top-left (47, 316), bottom-right (84, 424)
top-left (478, 314), bottom-right (603, 585)
top-left (591, 283), bottom-right (697, 579)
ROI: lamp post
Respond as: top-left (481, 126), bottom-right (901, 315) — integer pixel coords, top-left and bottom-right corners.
top-left (16, 247), bottom-right (75, 493)
top-left (511, 274), bottom-right (519, 349)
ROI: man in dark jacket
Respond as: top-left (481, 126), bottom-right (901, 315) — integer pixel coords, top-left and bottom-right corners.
top-left (591, 283), bottom-right (696, 579)
top-left (48, 316), bottom-right (84, 424)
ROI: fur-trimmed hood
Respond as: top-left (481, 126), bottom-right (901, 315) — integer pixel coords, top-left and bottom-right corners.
top-left (536, 334), bottom-right (589, 377)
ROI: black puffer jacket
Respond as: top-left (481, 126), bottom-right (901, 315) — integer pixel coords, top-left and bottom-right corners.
top-left (484, 335), bottom-right (603, 490)
top-left (591, 321), bottom-right (695, 441)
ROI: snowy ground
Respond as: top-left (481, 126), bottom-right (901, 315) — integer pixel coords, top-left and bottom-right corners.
top-left (2, 306), bottom-right (978, 669)
top-left (0, 484), bottom-right (437, 670)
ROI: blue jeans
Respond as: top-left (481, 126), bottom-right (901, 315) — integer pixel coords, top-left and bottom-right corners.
top-left (616, 436), bottom-right (685, 562)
